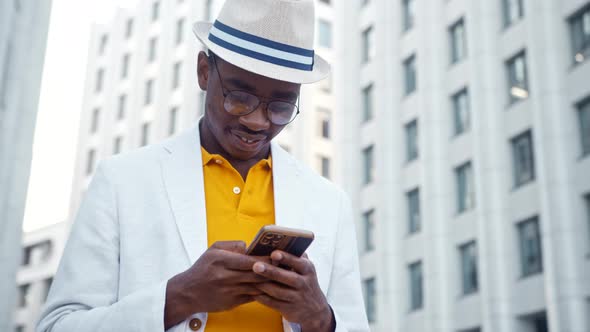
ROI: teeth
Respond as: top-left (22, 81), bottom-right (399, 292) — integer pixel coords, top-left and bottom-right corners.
top-left (239, 136), bottom-right (255, 144)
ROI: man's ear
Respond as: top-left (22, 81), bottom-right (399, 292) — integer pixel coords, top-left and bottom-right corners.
top-left (197, 51), bottom-right (209, 90)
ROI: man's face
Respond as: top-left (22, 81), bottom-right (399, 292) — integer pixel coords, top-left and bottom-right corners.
top-left (197, 51), bottom-right (301, 161)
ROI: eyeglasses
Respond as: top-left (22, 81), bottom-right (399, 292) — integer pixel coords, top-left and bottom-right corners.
top-left (211, 55), bottom-right (300, 126)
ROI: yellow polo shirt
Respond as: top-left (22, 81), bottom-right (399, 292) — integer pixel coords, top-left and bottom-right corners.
top-left (201, 147), bottom-right (283, 332)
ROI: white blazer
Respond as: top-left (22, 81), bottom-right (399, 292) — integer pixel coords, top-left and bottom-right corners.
top-left (37, 125), bottom-right (369, 332)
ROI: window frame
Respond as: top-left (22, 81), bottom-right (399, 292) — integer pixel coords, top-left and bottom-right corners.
top-left (449, 18), bottom-right (467, 64)
top-left (506, 50), bottom-right (529, 104)
top-left (510, 129), bottom-right (535, 188)
top-left (403, 54), bottom-right (417, 95)
top-left (459, 241), bottom-right (478, 295)
top-left (517, 216), bottom-right (543, 277)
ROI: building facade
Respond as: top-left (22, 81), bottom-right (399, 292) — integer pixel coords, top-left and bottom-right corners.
top-left (14, 222), bottom-right (68, 332)
top-left (335, 0), bottom-right (590, 331)
top-left (0, 1), bottom-right (53, 330)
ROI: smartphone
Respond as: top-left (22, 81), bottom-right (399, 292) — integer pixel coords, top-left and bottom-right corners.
top-left (246, 225), bottom-right (314, 258)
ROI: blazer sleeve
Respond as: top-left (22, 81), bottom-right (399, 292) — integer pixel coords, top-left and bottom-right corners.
top-left (36, 162), bottom-right (168, 332)
top-left (327, 191), bottom-right (370, 332)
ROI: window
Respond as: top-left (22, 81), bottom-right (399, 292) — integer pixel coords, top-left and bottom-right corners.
top-left (317, 108), bottom-right (331, 138)
top-left (407, 188), bottom-right (420, 234)
top-left (578, 97), bottom-right (590, 156)
top-left (459, 241), bottom-right (478, 295)
top-left (518, 216), bottom-right (543, 277)
top-left (361, 0), bottom-right (370, 8)
top-left (362, 26), bottom-right (375, 64)
top-left (15, 325), bottom-right (24, 332)
top-left (456, 161), bottom-right (475, 213)
top-left (405, 120), bottom-right (418, 162)
top-left (113, 136), bottom-right (123, 154)
top-left (452, 88), bottom-right (470, 136)
top-left (125, 18), bottom-right (133, 39)
top-left (0, 42), bottom-right (12, 108)
top-left (409, 261), bottom-right (423, 311)
top-left (172, 62), bottom-right (182, 90)
top-left (199, 91), bottom-right (206, 116)
top-left (318, 20), bottom-right (332, 48)
top-left (118, 94), bottom-right (126, 120)
top-left (98, 34), bottom-right (108, 55)
top-left (169, 107), bottom-right (178, 136)
top-left (95, 68), bottom-right (104, 93)
top-left (402, 0), bottom-right (415, 32)
top-left (43, 277), bottom-right (53, 301)
top-left (449, 18), bottom-right (467, 64)
top-left (14, 0), bottom-right (21, 12)
top-left (458, 328), bottom-right (481, 332)
top-left (319, 156), bottom-right (330, 179)
top-left (569, 5), bottom-right (590, 64)
top-left (152, 1), bottom-right (160, 21)
top-left (148, 37), bottom-right (157, 62)
top-left (18, 284), bottom-right (30, 308)
top-left (363, 278), bottom-right (376, 323)
top-left (121, 54), bottom-right (130, 79)
top-left (21, 246), bottom-right (32, 266)
top-left (506, 51), bottom-right (529, 103)
top-left (503, 0), bottom-right (524, 27)
top-left (403, 54), bottom-right (417, 95)
top-left (584, 194), bottom-right (590, 252)
top-left (362, 145), bottom-right (375, 185)
top-left (141, 123), bottom-right (150, 146)
top-left (511, 130), bottom-right (535, 187)
top-left (363, 209), bottom-right (375, 252)
top-left (145, 80), bottom-right (154, 105)
top-left (86, 149), bottom-right (96, 175)
top-left (320, 0), bottom-right (331, 4)
top-left (21, 241), bottom-right (52, 266)
top-left (90, 108), bottom-right (100, 134)
top-left (362, 84), bottom-right (374, 122)
top-left (176, 18), bottom-right (185, 45)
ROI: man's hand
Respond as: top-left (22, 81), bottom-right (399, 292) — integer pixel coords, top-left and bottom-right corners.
top-left (252, 251), bottom-right (335, 332)
top-left (164, 241), bottom-right (269, 329)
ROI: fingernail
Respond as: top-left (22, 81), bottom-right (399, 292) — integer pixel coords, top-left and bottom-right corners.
top-left (272, 251), bottom-right (283, 260)
top-left (254, 263), bottom-right (265, 273)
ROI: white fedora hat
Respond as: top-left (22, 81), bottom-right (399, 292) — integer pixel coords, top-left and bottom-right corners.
top-left (192, 0), bottom-right (330, 84)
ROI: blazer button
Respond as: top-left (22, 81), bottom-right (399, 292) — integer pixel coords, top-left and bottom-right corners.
top-left (189, 318), bottom-right (202, 331)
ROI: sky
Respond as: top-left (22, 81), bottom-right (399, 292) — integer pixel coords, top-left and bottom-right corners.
top-left (22, 0), bottom-right (140, 232)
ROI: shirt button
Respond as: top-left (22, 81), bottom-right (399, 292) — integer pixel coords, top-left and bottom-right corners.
top-left (233, 186), bottom-right (241, 194)
top-left (189, 318), bottom-right (202, 331)
top-left (215, 159), bottom-right (223, 165)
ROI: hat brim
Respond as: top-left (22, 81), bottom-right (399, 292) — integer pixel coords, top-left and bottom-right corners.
top-left (193, 22), bottom-right (330, 84)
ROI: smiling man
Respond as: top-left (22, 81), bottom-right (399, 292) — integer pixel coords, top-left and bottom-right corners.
top-left (36, 1), bottom-right (369, 332)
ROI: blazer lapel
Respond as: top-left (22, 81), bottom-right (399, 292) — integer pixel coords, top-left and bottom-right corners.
top-left (271, 142), bottom-right (304, 231)
top-left (160, 125), bottom-right (208, 265)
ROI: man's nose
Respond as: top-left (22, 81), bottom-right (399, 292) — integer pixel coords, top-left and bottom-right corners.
top-left (239, 104), bottom-right (271, 132)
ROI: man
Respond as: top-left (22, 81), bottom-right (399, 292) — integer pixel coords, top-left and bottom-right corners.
top-left (37, 0), bottom-right (369, 331)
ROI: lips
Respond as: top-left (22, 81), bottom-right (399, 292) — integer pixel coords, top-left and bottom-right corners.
top-left (230, 130), bottom-right (267, 151)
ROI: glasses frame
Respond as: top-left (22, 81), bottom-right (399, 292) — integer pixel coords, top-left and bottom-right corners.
top-left (210, 54), bottom-right (300, 126)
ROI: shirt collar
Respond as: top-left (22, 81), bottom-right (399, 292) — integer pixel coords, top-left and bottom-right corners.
top-left (200, 146), bottom-right (272, 169)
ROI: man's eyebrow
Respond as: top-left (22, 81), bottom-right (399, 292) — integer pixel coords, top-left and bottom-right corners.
top-left (226, 78), bottom-right (298, 101)
top-left (270, 90), bottom-right (298, 101)
top-left (226, 78), bottom-right (256, 92)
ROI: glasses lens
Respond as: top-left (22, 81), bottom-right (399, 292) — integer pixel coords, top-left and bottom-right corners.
top-left (268, 101), bottom-right (297, 125)
top-left (224, 91), bottom-right (259, 115)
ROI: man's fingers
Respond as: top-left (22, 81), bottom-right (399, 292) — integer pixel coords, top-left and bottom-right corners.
top-left (255, 282), bottom-right (298, 302)
top-left (221, 251), bottom-right (271, 271)
top-left (210, 241), bottom-right (247, 253)
top-left (270, 250), bottom-right (314, 275)
top-left (252, 262), bottom-right (302, 288)
top-left (253, 294), bottom-right (288, 312)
